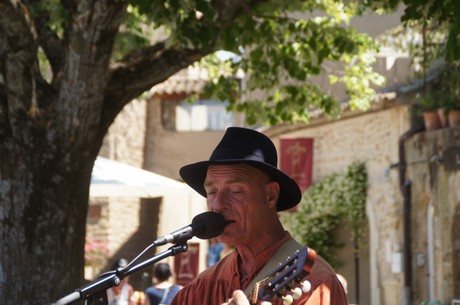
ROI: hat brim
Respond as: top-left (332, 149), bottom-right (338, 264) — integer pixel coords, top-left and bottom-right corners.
top-left (180, 160), bottom-right (301, 211)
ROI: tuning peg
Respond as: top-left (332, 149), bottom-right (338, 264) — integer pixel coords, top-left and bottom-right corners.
top-left (292, 287), bottom-right (302, 299)
top-left (301, 280), bottom-right (311, 293)
top-left (282, 294), bottom-right (294, 305)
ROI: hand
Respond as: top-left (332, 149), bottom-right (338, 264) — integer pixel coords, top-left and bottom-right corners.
top-left (222, 290), bottom-right (271, 305)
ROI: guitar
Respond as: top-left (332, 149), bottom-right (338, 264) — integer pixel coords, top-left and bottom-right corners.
top-left (248, 247), bottom-right (316, 305)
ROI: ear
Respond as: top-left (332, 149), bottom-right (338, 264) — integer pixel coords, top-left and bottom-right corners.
top-left (266, 181), bottom-right (280, 208)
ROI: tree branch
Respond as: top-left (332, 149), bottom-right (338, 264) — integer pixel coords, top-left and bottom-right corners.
top-left (211, 0), bottom-right (251, 25)
top-left (101, 42), bottom-right (207, 131)
top-left (24, 0), bottom-right (66, 81)
top-left (99, 1), bottom-right (266, 131)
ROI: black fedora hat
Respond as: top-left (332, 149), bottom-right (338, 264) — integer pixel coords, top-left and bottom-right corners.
top-left (179, 127), bottom-right (301, 211)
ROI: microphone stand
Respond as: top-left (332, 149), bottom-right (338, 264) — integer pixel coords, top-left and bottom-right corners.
top-left (52, 243), bottom-right (188, 305)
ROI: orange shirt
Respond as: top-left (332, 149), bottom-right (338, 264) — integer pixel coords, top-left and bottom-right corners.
top-left (171, 233), bottom-right (348, 305)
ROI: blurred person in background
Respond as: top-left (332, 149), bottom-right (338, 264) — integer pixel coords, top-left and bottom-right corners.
top-left (145, 263), bottom-right (182, 305)
top-left (207, 237), bottom-right (224, 267)
top-left (107, 258), bottom-right (135, 305)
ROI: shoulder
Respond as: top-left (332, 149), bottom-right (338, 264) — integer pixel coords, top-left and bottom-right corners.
top-left (299, 254), bottom-right (348, 305)
top-left (145, 286), bottom-right (162, 296)
top-left (145, 286), bottom-right (159, 292)
top-left (307, 254), bottom-right (339, 284)
top-left (312, 254), bottom-right (336, 274)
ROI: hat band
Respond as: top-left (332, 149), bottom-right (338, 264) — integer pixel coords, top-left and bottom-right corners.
top-left (209, 147), bottom-right (275, 166)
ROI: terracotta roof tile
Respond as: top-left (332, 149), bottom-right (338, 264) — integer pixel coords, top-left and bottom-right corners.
top-left (151, 67), bottom-right (210, 96)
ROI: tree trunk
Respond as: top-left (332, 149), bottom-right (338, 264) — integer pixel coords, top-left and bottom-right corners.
top-left (0, 146), bottom-right (98, 304)
top-left (0, 1), bottom-right (227, 303)
top-left (0, 0), bottom-right (125, 301)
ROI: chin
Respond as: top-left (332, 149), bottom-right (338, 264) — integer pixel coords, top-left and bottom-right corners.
top-left (218, 233), bottom-right (235, 245)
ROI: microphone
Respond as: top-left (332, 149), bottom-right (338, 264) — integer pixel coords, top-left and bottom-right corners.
top-left (153, 211), bottom-right (226, 246)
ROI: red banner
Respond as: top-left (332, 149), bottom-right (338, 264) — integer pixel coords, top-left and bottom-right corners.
top-left (280, 138), bottom-right (314, 193)
top-left (174, 242), bottom-right (200, 286)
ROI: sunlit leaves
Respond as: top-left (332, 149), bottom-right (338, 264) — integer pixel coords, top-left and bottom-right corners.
top-left (127, 0), bottom-right (451, 126)
top-left (200, 8), bottom-right (382, 125)
top-left (369, 0), bottom-right (460, 62)
top-left (322, 0), bottom-right (358, 24)
top-left (118, 0), bottom-right (389, 126)
top-left (128, 0), bottom-right (218, 50)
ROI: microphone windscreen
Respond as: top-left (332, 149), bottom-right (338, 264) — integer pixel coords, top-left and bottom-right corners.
top-left (191, 211), bottom-right (226, 239)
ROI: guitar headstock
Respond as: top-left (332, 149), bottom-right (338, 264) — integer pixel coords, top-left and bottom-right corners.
top-left (248, 247), bottom-right (316, 305)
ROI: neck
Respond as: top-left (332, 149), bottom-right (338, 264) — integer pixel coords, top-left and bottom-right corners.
top-left (236, 226), bottom-right (286, 276)
top-left (155, 280), bottom-right (172, 288)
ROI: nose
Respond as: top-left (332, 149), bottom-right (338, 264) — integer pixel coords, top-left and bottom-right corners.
top-left (208, 191), bottom-right (230, 213)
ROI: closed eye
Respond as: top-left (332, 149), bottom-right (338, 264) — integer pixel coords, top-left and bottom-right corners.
top-left (230, 189), bottom-right (243, 195)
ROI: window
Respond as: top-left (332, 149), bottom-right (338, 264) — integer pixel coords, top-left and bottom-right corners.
top-left (162, 99), bottom-right (235, 131)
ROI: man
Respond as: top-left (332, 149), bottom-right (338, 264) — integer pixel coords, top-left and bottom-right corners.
top-left (171, 127), bottom-right (348, 305)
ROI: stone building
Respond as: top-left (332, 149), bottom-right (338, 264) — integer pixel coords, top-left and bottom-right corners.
top-left (91, 61), bottom-right (460, 305)
top-left (84, 8), bottom-right (460, 305)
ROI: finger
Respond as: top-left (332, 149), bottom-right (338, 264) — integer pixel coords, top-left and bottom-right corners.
top-left (231, 290), bottom-right (250, 305)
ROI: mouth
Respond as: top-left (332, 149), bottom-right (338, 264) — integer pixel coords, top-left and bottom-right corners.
top-left (225, 220), bottom-right (236, 226)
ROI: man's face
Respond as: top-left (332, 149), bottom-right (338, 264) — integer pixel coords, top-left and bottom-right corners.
top-left (204, 164), bottom-right (278, 247)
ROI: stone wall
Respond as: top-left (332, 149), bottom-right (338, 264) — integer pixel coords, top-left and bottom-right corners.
top-left (88, 97), bottom-right (209, 289)
top-left (99, 99), bottom-right (147, 167)
top-left (405, 127), bottom-right (460, 305)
